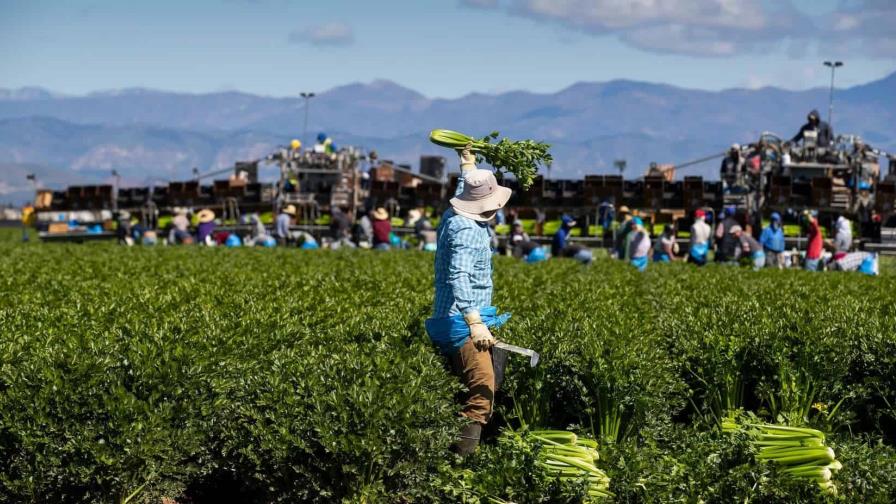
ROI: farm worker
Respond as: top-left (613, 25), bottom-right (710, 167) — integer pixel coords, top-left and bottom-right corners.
top-left (803, 210), bottom-right (824, 271)
top-left (290, 139), bottom-right (302, 151)
top-left (21, 203), bottom-right (35, 242)
top-left (276, 205), bottom-right (297, 245)
top-left (169, 209), bottom-right (192, 244)
top-left (689, 209), bottom-right (711, 266)
top-left (829, 251), bottom-right (878, 275)
top-left (628, 217), bottom-right (651, 272)
top-left (791, 109), bottom-right (833, 148)
top-left (551, 214), bottom-right (592, 264)
top-left (760, 212), bottom-right (785, 268)
top-left (720, 144), bottom-right (744, 192)
top-left (418, 219), bottom-right (437, 252)
top-left (424, 145), bottom-right (512, 456)
top-left (715, 206), bottom-right (740, 263)
top-left (509, 220), bottom-right (530, 249)
top-left (653, 224), bottom-right (677, 262)
top-left (833, 215), bottom-right (852, 252)
top-left (196, 209), bottom-right (216, 245)
top-left (733, 225), bottom-right (765, 270)
top-left (314, 132), bottom-right (337, 154)
top-left (116, 210), bottom-right (133, 246)
top-left (614, 205), bottom-right (633, 259)
top-left (551, 214), bottom-right (574, 257)
top-left (329, 206), bottom-right (355, 250)
top-left (371, 207), bottom-right (392, 250)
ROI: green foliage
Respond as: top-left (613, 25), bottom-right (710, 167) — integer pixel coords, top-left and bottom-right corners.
top-left (0, 244), bottom-right (894, 502)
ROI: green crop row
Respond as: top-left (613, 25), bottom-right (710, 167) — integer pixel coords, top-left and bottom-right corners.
top-left (0, 242), bottom-right (895, 503)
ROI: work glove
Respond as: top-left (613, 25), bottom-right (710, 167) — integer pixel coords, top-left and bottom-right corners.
top-left (464, 310), bottom-right (495, 351)
top-left (458, 143), bottom-right (477, 172)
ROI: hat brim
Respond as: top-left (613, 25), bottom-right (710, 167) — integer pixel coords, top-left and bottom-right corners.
top-left (372, 210), bottom-right (388, 220)
top-left (198, 212), bottom-right (215, 223)
top-left (449, 186), bottom-right (511, 220)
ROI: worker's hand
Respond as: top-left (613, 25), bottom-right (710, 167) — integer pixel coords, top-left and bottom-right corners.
top-left (464, 310), bottom-right (495, 351)
top-left (458, 143), bottom-right (477, 171)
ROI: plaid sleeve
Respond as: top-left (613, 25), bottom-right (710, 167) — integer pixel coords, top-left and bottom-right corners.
top-left (446, 220), bottom-right (478, 315)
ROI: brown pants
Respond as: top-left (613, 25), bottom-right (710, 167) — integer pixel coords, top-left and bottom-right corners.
top-left (450, 338), bottom-right (495, 425)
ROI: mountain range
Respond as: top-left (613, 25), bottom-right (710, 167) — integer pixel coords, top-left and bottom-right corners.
top-left (1, 72), bottom-right (894, 204)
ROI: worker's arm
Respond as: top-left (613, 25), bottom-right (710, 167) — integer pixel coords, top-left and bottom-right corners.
top-left (791, 126), bottom-right (805, 144)
top-left (454, 145), bottom-right (476, 197)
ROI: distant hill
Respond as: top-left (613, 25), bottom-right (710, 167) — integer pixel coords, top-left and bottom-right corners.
top-left (1, 72), bottom-right (894, 204)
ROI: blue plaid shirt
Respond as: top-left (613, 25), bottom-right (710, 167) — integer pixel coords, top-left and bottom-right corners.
top-left (432, 174), bottom-right (493, 318)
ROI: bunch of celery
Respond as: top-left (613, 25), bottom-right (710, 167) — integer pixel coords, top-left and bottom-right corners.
top-left (429, 129), bottom-right (552, 189)
top-left (723, 419), bottom-right (842, 495)
top-left (529, 430), bottom-right (613, 500)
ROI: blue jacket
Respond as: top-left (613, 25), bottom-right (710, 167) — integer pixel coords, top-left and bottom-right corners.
top-left (552, 227), bottom-right (569, 256)
top-left (760, 224), bottom-right (785, 253)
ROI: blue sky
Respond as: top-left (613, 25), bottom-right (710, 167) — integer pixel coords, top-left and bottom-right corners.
top-left (1, 0), bottom-right (894, 98)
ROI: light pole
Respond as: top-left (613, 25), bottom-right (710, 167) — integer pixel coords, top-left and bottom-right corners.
top-left (823, 61), bottom-right (843, 129)
top-left (111, 169), bottom-right (121, 211)
top-left (613, 159), bottom-right (627, 176)
top-left (300, 92), bottom-right (316, 148)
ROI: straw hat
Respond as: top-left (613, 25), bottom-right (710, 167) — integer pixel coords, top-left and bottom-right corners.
top-left (449, 169), bottom-right (512, 222)
top-left (618, 205), bottom-right (631, 215)
top-left (372, 207), bottom-right (389, 220)
top-left (197, 209), bottom-right (216, 224)
top-left (282, 205), bottom-right (297, 217)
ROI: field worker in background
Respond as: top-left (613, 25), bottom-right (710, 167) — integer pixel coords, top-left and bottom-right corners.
top-left (329, 206), bottom-right (355, 250)
top-left (551, 214), bottom-right (592, 264)
top-left (169, 209), bottom-right (192, 244)
top-left (653, 224), bottom-right (677, 262)
top-left (760, 212), bottom-right (785, 268)
top-left (313, 132), bottom-right (337, 154)
top-left (418, 219), bottom-right (437, 252)
top-left (733, 225), bottom-right (765, 270)
top-left (21, 203), bottom-right (35, 242)
top-left (720, 144), bottom-right (744, 192)
top-left (244, 213), bottom-right (271, 246)
top-left (371, 207), bottom-right (392, 250)
top-left (715, 206), bottom-right (740, 263)
top-left (791, 109), bottom-right (833, 148)
top-left (628, 217), bottom-right (651, 271)
top-left (689, 209), bottom-right (711, 266)
top-left (424, 145), bottom-right (512, 456)
top-left (354, 208), bottom-right (374, 248)
top-left (803, 210), bottom-right (824, 271)
top-left (276, 205), bottom-right (297, 245)
top-left (196, 209), bottom-right (216, 245)
top-left (614, 205), bottom-right (633, 259)
top-left (290, 139), bottom-right (302, 152)
top-left (116, 210), bottom-right (133, 246)
top-left (509, 220), bottom-right (530, 255)
top-left (833, 214), bottom-right (852, 252)
top-left (829, 251), bottom-right (878, 275)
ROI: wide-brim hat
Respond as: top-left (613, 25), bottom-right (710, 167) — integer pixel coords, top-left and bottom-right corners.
top-left (618, 205), bottom-right (631, 215)
top-left (197, 209), bottom-right (216, 223)
top-left (283, 205), bottom-right (297, 216)
top-left (449, 169), bottom-right (512, 222)
top-left (372, 207), bottom-right (389, 220)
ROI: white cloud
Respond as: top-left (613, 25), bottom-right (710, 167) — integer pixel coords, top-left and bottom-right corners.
top-left (461, 0), bottom-right (817, 57)
top-left (288, 22), bottom-right (354, 47)
top-left (819, 1), bottom-right (896, 58)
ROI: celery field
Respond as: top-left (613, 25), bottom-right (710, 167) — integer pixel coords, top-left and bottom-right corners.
top-left (1, 242), bottom-right (896, 503)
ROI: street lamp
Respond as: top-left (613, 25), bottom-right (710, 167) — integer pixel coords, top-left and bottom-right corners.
top-left (300, 91), bottom-right (316, 148)
top-left (823, 61), bottom-right (843, 129)
top-left (111, 169), bottom-right (121, 211)
top-left (613, 159), bottom-right (627, 176)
